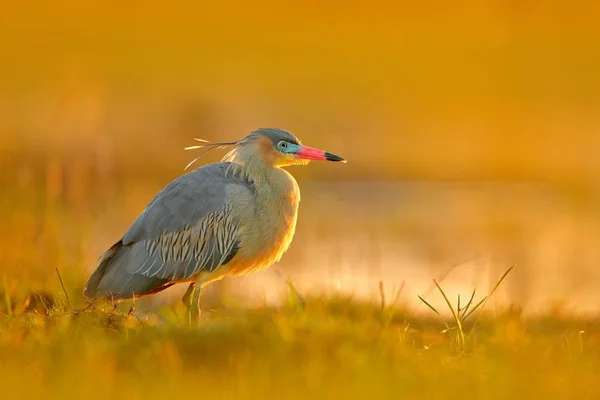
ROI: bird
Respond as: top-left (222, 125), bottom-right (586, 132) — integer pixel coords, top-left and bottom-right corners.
top-left (83, 128), bottom-right (345, 320)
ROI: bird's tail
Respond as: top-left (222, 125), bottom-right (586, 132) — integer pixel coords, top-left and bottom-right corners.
top-left (83, 240), bottom-right (124, 300)
top-left (83, 241), bottom-right (176, 301)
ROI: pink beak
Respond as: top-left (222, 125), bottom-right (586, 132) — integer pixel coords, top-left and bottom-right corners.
top-left (294, 145), bottom-right (346, 162)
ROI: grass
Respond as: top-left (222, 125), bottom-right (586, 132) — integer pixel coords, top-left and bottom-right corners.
top-left (1, 281), bottom-right (599, 400)
top-left (418, 265), bottom-right (515, 355)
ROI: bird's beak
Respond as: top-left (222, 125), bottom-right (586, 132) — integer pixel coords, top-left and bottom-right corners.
top-left (294, 145), bottom-right (346, 163)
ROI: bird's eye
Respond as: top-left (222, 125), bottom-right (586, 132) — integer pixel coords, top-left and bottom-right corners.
top-left (278, 141), bottom-right (288, 150)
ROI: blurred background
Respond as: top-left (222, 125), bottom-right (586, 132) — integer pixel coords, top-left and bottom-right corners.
top-left (1, 0), bottom-right (599, 315)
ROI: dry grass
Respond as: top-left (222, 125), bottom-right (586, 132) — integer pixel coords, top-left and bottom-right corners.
top-left (1, 289), bottom-right (599, 400)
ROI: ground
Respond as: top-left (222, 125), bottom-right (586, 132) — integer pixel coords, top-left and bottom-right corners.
top-left (0, 292), bottom-right (598, 400)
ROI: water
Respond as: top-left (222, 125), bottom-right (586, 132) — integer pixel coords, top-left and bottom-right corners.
top-left (144, 180), bottom-right (600, 316)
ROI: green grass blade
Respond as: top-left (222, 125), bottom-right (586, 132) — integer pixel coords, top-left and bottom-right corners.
top-left (467, 265), bottom-right (515, 338)
top-left (433, 280), bottom-right (460, 326)
top-left (459, 288), bottom-right (477, 321)
top-left (2, 277), bottom-right (11, 318)
top-left (434, 280), bottom-right (465, 353)
top-left (461, 296), bottom-right (487, 322)
top-left (418, 295), bottom-right (449, 330)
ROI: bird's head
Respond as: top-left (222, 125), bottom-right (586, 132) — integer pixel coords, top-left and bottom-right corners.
top-left (185, 128), bottom-right (346, 170)
top-left (245, 128), bottom-right (346, 167)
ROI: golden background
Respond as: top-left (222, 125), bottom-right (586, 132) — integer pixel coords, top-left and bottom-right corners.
top-left (2, 0), bottom-right (600, 314)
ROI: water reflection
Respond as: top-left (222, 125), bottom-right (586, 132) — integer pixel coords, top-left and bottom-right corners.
top-left (144, 180), bottom-right (600, 316)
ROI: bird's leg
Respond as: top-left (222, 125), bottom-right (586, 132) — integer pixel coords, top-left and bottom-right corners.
top-left (182, 282), bottom-right (195, 306)
top-left (189, 285), bottom-right (202, 322)
top-left (181, 282), bottom-right (202, 325)
top-left (182, 282), bottom-right (195, 324)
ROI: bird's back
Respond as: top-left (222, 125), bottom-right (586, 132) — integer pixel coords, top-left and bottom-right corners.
top-left (84, 162), bottom-right (253, 300)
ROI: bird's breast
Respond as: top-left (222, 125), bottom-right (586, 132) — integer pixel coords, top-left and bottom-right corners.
top-left (226, 169), bottom-right (300, 275)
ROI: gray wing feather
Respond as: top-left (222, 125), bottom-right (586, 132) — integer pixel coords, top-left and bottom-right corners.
top-left (84, 162), bottom-right (252, 300)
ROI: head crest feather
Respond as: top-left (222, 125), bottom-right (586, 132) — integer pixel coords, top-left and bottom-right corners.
top-left (183, 138), bottom-right (238, 170)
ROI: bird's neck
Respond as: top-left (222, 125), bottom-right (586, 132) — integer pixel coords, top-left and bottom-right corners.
top-left (224, 150), bottom-right (299, 200)
top-left (224, 146), bottom-right (273, 183)
top-left (223, 145), bottom-right (300, 204)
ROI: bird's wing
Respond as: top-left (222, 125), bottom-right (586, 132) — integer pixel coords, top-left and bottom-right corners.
top-left (84, 162), bottom-right (255, 299)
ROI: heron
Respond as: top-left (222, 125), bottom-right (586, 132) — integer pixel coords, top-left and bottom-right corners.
top-left (83, 128), bottom-right (345, 320)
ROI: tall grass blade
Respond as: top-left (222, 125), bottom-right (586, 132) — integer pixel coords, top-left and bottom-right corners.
top-left (418, 295), bottom-right (449, 330)
top-left (2, 277), bottom-right (11, 318)
top-left (434, 280), bottom-right (465, 353)
top-left (379, 281), bottom-right (385, 311)
top-left (467, 265), bottom-right (514, 337)
top-left (410, 262), bottom-right (459, 317)
top-left (459, 288), bottom-right (477, 320)
top-left (55, 268), bottom-right (71, 309)
top-left (461, 295), bottom-right (487, 322)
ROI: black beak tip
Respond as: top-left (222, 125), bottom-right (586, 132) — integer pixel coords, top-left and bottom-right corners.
top-left (325, 152), bottom-right (346, 163)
